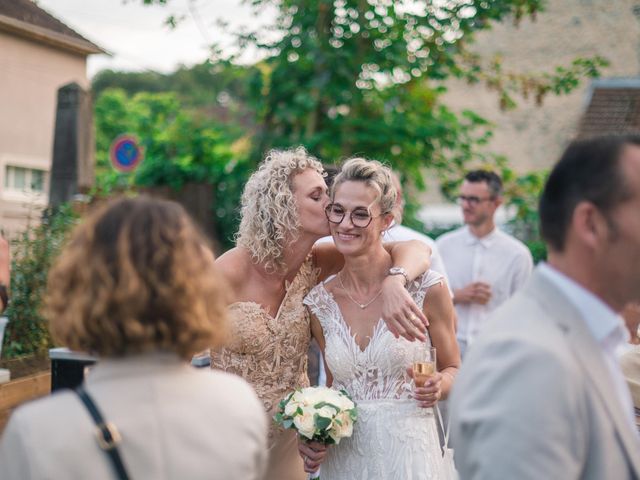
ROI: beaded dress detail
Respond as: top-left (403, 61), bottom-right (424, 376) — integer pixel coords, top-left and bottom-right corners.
top-left (211, 257), bottom-right (319, 480)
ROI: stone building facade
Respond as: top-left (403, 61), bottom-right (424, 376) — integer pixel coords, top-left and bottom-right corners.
top-left (442, 0), bottom-right (640, 172)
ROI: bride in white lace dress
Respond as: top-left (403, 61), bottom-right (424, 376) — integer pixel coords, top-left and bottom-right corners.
top-left (302, 158), bottom-right (460, 480)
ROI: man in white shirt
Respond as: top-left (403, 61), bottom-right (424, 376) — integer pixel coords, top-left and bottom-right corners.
top-left (450, 135), bottom-right (640, 479)
top-left (436, 170), bottom-right (533, 357)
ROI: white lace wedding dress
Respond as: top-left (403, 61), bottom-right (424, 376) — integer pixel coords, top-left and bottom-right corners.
top-left (303, 271), bottom-right (455, 480)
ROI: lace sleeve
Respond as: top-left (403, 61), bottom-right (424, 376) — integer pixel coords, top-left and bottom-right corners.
top-left (409, 270), bottom-right (445, 311)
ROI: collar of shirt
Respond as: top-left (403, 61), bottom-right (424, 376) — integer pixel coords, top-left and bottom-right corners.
top-left (538, 263), bottom-right (636, 432)
top-left (463, 226), bottom-right (499, 249)
top-left (537, 263), bottom-right (629, 350)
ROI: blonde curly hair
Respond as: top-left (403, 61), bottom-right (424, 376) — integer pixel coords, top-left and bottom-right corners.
top-left (332, 157), bottom-right (398, 221)
top-left (45, 196), bottom-right (229, 360)
top-left (236, 146), bottom-right (324, 272)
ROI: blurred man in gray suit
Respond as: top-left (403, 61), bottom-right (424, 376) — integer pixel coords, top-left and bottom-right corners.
top-left (450, 135), bottom-right (640, 479)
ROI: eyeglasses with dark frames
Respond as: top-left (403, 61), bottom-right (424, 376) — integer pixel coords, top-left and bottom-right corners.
top-left (325, 203), bottom-right (382, 228)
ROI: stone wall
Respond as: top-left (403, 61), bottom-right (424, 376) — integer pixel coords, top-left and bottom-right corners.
top-left (441, 0), bottom-right (640, 172)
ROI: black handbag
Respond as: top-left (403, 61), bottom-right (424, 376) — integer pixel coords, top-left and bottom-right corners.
top-left (75, 386), bottom-right (132, 480)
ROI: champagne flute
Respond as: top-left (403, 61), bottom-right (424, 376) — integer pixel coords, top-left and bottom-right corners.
top-left (412, 345), bottom-right (436, 387)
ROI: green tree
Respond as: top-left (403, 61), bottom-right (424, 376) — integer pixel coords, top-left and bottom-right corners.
top-left (227, 1), bottom-right (603, 173)
top-left (94, 89), bottom-right (252, 248)
top-left (131, 0), bottom-right (605, 247)
top-left (92, 61), bottom-right (256, 116)
top-left (504, 168), bottom-right (549, 263)
top-left (132, 0), bottom-right (606, 178)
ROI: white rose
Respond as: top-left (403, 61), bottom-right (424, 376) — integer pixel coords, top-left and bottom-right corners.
top-left (308, 387), bottom-right (332, 405)
top-left (284, 399), bottom-right (301, 417)
top-left (293, 407), bottom-right (316, 439)
top-left (329, 411), bottom-right (354, 444)
top-left (299, 388), bottom-right (322, 407)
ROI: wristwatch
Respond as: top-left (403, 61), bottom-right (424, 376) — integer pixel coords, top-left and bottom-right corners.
top-left (388, 267), bottom-right (409, 286)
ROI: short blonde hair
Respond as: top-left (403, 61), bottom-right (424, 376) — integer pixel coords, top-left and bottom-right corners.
top-left (332, 157), bottom-right (398, 221)
top-left (45, 196), bottom-right (228, 360)
top-left (236, 146), bottom-right (324, 272)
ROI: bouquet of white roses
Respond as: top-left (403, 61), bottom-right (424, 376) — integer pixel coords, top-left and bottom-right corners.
top-left (274, 386), bottom-right (358, 445)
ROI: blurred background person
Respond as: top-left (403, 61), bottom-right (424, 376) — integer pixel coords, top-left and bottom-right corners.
top-left (437, 170), bottom-right (533, 358)
top-left (0, 196), bottom-right (268, 480)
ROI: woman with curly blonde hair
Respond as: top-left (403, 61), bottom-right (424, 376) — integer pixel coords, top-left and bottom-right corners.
top-left (0, 197), bottom-right (268, 480)
top-left (213, 146), bottom-right (432, 480)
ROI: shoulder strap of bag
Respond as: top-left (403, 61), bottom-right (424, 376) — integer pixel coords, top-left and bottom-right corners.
top-left (75, 386), bottom-right (132, 480)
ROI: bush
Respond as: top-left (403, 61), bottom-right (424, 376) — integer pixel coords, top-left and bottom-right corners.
top-left (2, 205), bottom-right (78, 359)
top-left (504, 169), bottom-right (548, 264)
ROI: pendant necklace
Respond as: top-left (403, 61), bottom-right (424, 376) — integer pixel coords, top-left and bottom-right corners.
top-left (338, 272), bottom-right (383, 309)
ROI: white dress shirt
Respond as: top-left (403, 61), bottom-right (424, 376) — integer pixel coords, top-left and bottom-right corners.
top-left (436, 226), bottom-right (533, 348)
top-left (538, 263), bottom-right (636, 430)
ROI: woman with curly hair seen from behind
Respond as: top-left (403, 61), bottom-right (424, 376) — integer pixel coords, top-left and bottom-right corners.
top-left (0, 197), bottom-right (268, 480)
top-left (212, 147), bottom-right (432, 479)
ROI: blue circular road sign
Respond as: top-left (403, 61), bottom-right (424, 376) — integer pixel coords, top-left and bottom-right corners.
top-left (110, 135), bottom-right (144, 172)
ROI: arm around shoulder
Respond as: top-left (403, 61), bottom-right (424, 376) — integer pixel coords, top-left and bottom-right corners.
top-left (311, 243), bottom-right (345, 281)
top-left (385, 240), bottom-right (431, 281)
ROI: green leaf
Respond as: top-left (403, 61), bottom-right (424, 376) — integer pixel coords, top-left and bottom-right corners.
top-left (314, 415), bottom-right (332, 431)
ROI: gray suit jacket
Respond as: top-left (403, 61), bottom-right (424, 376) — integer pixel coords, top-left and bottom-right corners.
top-left (450, 268), bottom-right (640, 480)
top-left (0, 352), bottom-right (268, 480)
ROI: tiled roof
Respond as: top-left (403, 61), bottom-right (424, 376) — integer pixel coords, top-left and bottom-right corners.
top-left (578, 79), bottom-right (640, 138)
top-left (0, 0), bottom-right (104, 54)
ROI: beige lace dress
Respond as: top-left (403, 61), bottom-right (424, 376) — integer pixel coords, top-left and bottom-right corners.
top-left (211, 257), bottom-right (318, 480)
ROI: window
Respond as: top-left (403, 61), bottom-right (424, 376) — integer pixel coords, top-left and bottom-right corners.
top-left (5, 166), bottom-right (46, 193)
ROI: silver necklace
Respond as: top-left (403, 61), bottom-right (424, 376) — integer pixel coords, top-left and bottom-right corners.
top-left (337, 272), bottom-right (383, 309)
